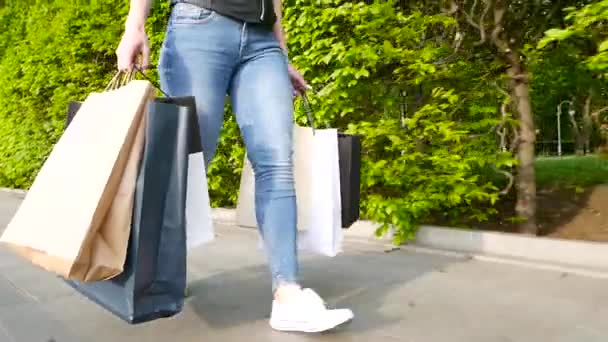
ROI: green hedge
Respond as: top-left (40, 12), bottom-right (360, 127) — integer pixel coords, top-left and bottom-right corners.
top-left (0, 0), bottom-right (510, 243)
top-left (0, 1), bottom-right (243, 207)
top-left (0, 2), bottom-right (129, 187)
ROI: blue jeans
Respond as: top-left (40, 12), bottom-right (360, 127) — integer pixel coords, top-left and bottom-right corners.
top-left (159, 3), bottom-right (298, 291)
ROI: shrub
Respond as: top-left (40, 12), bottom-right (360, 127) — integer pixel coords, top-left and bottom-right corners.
top-left (0, 1), bottom-right (510, 242)
top-left (0, 1), bottom-right (242, 206)
top-left (285, 0), bottom-right (511, 242)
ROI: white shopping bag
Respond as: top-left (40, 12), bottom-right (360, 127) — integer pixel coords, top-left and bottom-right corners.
top-left (298, 126), bottom-right (343, 256)
top-left (235, 157), bottom-right (257, 228)
top-left (236, 125), bottom-right (343, 257)
top-left (186, 152), bottom-right (215, 250)
top-left (236, 124), bottom-right (311, 233)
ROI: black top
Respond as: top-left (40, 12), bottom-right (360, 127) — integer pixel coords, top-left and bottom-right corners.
top-left (170, 0), bottom-right (277, 27)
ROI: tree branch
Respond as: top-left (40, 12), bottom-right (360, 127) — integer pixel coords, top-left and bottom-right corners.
top-left (592, 106), bottom-right (608, 120)
top-left (475, 0), bottom-right (491, 46)
top-left (490, 0), bottom-right (506, 50)
top-left (497, 102), bottom-right (510, 151)
top-left (453, 0), bottom-right (492, 46)
top-left (493, 166), bottom-right (515, 195)
top-left (493, 82), bottom-right (510, 98)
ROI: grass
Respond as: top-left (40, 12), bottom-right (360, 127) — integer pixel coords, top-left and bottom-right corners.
top-left (535, 155), bottom-right (608, 189)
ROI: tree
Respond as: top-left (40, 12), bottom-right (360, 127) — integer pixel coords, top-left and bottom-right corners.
top-left (539, 1), bottom-right (608, 152)
top-left (445, 0), bottom-right (592, 234)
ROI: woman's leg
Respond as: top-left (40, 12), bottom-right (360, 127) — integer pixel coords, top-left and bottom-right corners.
top-left (230, 23), bottom-right (353, 332)
top-left (229, 33), bottom-right (298, 293)
top-left (158, 3), bottom-right (241, 166)
top-left (157, 3), bottom-right (240, 298)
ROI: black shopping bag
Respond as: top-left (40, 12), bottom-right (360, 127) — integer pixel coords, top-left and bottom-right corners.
top-left (338, 133), bottom-right (361, 228)
top-left (64, 95), bottom-right (201, 324)
top-left (301, 94), bottom-right (361, 229)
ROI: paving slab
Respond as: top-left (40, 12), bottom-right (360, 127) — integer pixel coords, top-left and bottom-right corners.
top-left (0, 191), bottom-right (607, 342)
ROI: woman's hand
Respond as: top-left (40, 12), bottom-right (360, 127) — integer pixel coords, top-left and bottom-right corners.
top-left (116, 25), bottom-right (150, 71)
top-left (288, 63), bottom-right (311, 96)
top-left (117, 0), bottom-right (153, 71)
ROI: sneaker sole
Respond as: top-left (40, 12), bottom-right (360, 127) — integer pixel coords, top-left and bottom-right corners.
top-left (270, 315), bottom-right (354, 333)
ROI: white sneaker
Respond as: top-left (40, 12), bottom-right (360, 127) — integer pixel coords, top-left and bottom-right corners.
top-left (269, 288), bottom-right (354, 333)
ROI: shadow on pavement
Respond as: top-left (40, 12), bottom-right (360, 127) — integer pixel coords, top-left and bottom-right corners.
top-left (187, 247), bottom-right (459, 334)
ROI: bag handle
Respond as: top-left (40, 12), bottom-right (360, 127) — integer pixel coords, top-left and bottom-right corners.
top-left (133, 66), bottom-right (174, 99)
top-left (301, 92), bottom-right (317, 135)
top-left (106, 66), bottom-right (175, 101)
top-left (104, 70), bottom-right (136, 91)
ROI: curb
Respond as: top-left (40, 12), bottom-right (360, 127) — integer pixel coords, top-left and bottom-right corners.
top-left (0, 188), bottom-right (26, 197)
top-left (415, 225), bottom-right (608, 272)
top-left (210, 208), bottom-right (608, 277)
top-left (3, 189), bottom-right (607, 277)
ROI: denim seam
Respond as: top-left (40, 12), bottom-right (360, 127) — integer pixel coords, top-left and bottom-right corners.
top-left (238, 23), bottom-right (248, 60)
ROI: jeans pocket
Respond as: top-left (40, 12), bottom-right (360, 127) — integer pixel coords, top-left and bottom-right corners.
top-left (170, 3), bottom-right (216, 25)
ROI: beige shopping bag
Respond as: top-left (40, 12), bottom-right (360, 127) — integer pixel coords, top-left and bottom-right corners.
top-left (0, 79), bottom-right (154, 282)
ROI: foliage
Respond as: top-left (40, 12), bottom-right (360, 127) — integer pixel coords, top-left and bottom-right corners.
top-left (0, 2), bottom-right (128, 188)
top-left (285, 0), bottom-right (511, 243)
top-left (355, 89), bottom-right (507, 242)
top-left (539, 0), bottom-right (608, 73)
top-left (0, 1), bottom-right (241, 206)
top-left (9, 0), bottom-right (608, 242)
top-left (0, 0), bottom-right (514, 242)
top-left (538, 1), bottom-right (608, 154)
top-left (527, 44), bottom-right (605, 147)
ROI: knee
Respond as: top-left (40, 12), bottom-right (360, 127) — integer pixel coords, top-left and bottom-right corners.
top-left (250, 146), bottom-right (294, 190)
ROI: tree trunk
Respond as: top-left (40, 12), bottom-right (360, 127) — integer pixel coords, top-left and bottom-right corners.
top-left (509, 66), bottom-right (537, 235)
top-left (582, 94), bottom-right (593, 154)
top-left (490, 0), bottom-right (537, 235)
top-left (569, 111), bottom-right (584, 156)
top-left (453, 0), bottom-right (540, 234)
top-left (592, 106), bottom-right (608, 157)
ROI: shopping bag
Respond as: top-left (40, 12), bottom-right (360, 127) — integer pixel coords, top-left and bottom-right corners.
top-left (305, 92), bottom-right (361, 230)
top-left (236, 95), bottom-right (345, 257)
top-left (296, 125), bottom-right (343, 256)
top-left (337, 133), bottom-right (361, 228)
top-left (65, 95), bottom-right (207, 324)
top-left (67, 98), bottom-right (214, 250)
top-left (186, 151), bottom-right (215, 249)
top-left (235, 125), bottom-right (311, 233)
top-left (0, 79), bottom-right (154, 282)
top-left (236, 98), bottom-right (361, 233)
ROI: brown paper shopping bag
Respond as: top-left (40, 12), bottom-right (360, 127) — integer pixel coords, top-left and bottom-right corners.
top-left (0, 79), bottom-right (154, 282)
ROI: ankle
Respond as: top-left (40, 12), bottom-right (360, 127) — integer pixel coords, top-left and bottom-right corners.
top-left (274, 284), bottom-right (302, 304)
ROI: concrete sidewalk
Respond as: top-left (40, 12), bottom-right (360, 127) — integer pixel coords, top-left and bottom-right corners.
top-left (0, 191), bottom-right (607, 342)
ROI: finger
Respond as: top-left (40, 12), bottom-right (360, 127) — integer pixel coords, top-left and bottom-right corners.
top-left (116, 52), bottom-right (134, 72)
top-left (295, 76), bottom-right (311, 92)
top-left (293, 73), bottom-right (305, 86)
top-left (141, 45), bottom-right (151, 70)
top-left (297, 82), bottom-right (309, 94)
top-left (115, 50), bottom-right (124, 71)
top-left (118, 61), bottom-right (134, 72)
